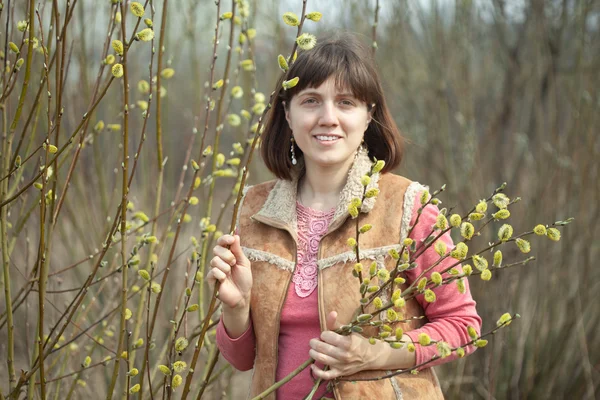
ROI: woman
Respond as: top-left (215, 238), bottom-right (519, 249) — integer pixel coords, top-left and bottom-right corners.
top-left (207, 33), bottom-right (482, 399)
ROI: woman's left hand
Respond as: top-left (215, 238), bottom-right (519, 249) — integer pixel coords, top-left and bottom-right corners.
top-left (309, 311), bottom-right (381, 380)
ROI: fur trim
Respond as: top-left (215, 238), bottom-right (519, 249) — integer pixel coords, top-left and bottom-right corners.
top-left (400, 182), bottom-right (429, 242)
top-left (242, 247), bottom-right (295, 272)
top-left (389, 376), bottom-right (404, 399)
top-left (251, 148), bottom-right (378, 234)
top-left (317, 244), bottom-right (401, 271)
top-left (253, 179), bottom-right (298, 234)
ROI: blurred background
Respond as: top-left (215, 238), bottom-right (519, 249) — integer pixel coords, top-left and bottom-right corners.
top-left (0, 0), bottom-right (598, 398)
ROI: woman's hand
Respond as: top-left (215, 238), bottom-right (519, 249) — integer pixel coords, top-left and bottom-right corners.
top-left (308, 311), bottom-right (382, 380)
top-left (206, 234), bottom-right (252, 311)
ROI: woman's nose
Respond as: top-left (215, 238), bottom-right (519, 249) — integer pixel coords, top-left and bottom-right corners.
top-left (318, 102), bottom-right (338, 126)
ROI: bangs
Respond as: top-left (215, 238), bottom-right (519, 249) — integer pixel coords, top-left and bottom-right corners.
top-left (281, 39), bottom-right (378, 105)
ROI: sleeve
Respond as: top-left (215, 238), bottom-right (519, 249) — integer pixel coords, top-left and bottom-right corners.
top-left (403, 191), bottom-right (482, 369)
top-left (216, 314), bottom-right (256, 371)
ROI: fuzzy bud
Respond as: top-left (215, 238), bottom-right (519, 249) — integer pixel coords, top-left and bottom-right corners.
top-left (377, 269), bottom-right (390, 282)
top-left (467, 326), bottom-right (478, 339)
top-left (373, 297), bottom-right (383, 309)
top-left (130, 2), bottom-right (145, 17)
top-left (138, 269), bottom-right (150, 280)
top-left (394, 298), bottom-right (405, 308)
top-left (277, 54), bottom-right (289, 72)
top-left (492, 209), bottom-right (510, 220)
top-left (282, 12), bottom-right (299, 26)
top-left (348, 205), bottom-right (359, 219)
top-left (372, 160), bottom-right (385, 174)
top-left (241, 59), bottom-right (254, 71)
top-left (175, 337), bottom-right (188, 352)
top-left (386, 309), bottom-right (398, 321)
top-left (449, 214), bottom-right (462, 227)
top-left (359, 224), bottom-right (372, 234)
top-left (173, 361), bottom-right (187, 373)
top-left (296, 33), bottom-right (317, 50)
top-left (347, 237), bottom-right (357, 248)
top-left (420, 190), bottom-right (430, 205)
top-left (158, 365), bottom-right (171, 375)
top-left (468, 212), bottom-right (485, 221)
top-left (515, 238), bottom-right (531, 253)
top-left (435, 214), bottom-right (448, 230)
top-left (282, 76), bottom-right (299, 90)
top-left (112, 40), bottom-right (124, 56)
top-left (546, 228), bottom-right (561, 241)
top-left (306, 12), bottom-right (322, 21)
top-left (365, 188), bottom-right (380, 198)
top-left (492, 193), bottom-right (510, 209)
top-left (475, 200), bottom-right (488, 213)
top-left (111, 63), bottom-right (124, 78)
top-left (136, 28), bottom-right (154, 42)
top-left (450, 242), bottom-right (468, 260)
top-left (388, 248), bottom-right (400, 260)
top-left (493, 250), bottom-right (502, 267)
top-left (533, 224), bottom-right (547, 236)
top-left (172, 374), bottom-right (183, 388)
top-left (424, 289), bottom-right (436, 302)
top-left (417, 277), bottom-right (427, 291)
top-left (498, 224), bottom-right (513, 242)
top-left (456, 278), bottom-right (466, 294)
top-left (460, 222), bottom-right (474, 240)
top-left (481, 269), bottom-right (492, 281)
top-left (418, 333), bottom-right (431, 346)
top-left (431, 272), bottom-right (442, 285)
top-left (434, 241), bottom-right (447, 257)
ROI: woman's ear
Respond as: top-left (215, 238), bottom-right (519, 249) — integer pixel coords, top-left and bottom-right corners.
top-left (283, 101), bottom-right (291, 127)
top-left (366, 103), bottom-right (375, 127)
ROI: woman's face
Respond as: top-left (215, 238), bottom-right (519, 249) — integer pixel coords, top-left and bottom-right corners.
top-left (284, 76), bottom-right (372, 172)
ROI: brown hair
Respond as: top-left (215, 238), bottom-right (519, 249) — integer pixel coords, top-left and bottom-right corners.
top-left (261, 32), bottom-right (404, 180)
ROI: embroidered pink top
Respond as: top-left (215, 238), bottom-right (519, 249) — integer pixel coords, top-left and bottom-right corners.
top-left (216, 191), bottom-right (482, 399)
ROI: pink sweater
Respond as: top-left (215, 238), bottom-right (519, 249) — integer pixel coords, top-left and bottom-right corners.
top-left (217, 192), bottom-right (482, 399)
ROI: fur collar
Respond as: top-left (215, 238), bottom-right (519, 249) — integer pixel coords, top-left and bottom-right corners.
top-left (251, 147), bottom-right (380, 236)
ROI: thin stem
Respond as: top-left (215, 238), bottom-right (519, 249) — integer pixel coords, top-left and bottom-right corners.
top-left (250, 359), bottom-right (315, 400)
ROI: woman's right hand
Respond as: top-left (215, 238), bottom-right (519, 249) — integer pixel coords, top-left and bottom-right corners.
top-left (207, 234), bottom-right (252, 311)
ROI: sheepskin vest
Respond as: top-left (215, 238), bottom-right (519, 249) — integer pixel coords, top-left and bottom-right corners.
top-left (237, 151), bottom-right (444, 399)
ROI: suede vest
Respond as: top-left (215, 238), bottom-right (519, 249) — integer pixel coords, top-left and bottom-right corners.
top-left (236, 152), bottom-right (444, 399)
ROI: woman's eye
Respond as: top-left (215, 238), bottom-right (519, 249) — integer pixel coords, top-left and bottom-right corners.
top-left (302, 98), bottom-right (317, 105)
top-left (340, 100), bottom-right (354, 106)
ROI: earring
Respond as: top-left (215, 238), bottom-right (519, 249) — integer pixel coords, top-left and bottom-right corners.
top-left (290, 137), bottom-right (297, 165)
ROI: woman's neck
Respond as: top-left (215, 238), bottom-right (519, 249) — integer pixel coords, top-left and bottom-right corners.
top-left (298, 157), bottom-right (355, 211)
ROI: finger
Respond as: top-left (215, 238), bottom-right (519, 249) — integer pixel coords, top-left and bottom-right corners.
top-left (310, 338), bottom-right (345, 360)
top-left (216, 234), bottom-right (235, 247)
top-left (326, 311), bottom-right (342, 331)
top-left (230, 235), bottom-right (250, 266)
top-left (208, 268), bottom-right (227, 282)
top-left (213, 245), bottom-right (236, 266)
top-left (320, 331), bottom-right (348, 349)
top-left (309, 348), bottom-right (339, 367)
top-left (210, 256), bottom-right (232, 275)
top-left (311, 364), bottom-right (339, 381)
